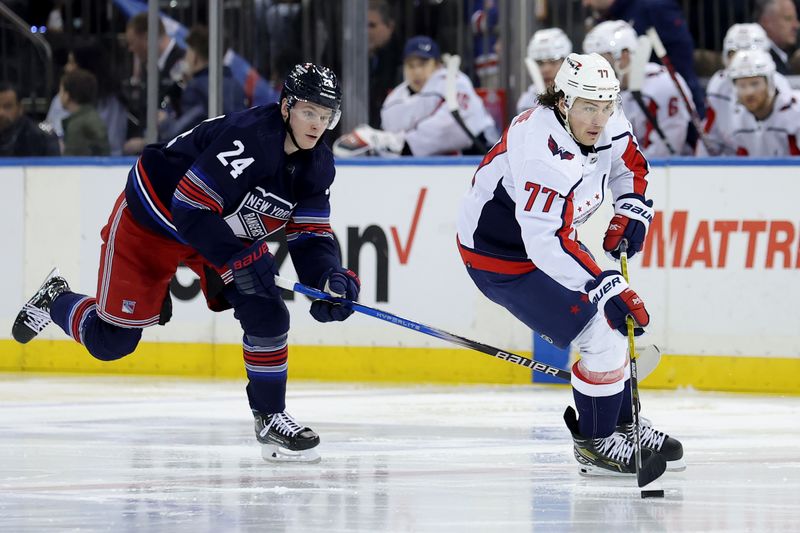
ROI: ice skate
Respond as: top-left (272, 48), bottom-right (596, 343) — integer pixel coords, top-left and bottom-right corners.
top-left (12, 268), bottom-right (70, 344)
top-left (618, 417), bottom-right (685, 471)
top-left (254, 410), bottom-right (321, 464)
top-left (564, 406), bottom-right (654, 476)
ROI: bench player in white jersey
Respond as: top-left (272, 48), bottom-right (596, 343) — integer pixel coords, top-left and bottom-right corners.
top-left (714, 49), bottom-right (800, 156)
top-left (700, 23), bottom-right (793, 155)
top-left (457, 53), bottom-right (684, 476)
top-left (583, 20), bottom-right (691, 157)
top-left (333, 36), bottom-right (498, 157)
top-left (516, 28), bottom-right (572, 113)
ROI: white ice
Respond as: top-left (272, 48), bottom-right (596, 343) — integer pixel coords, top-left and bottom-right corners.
top-left (0, 374), bottom-right (798, 533)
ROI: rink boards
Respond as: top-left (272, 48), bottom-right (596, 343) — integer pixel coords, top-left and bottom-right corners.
top-left (0, 157), bottom-right (798, 393)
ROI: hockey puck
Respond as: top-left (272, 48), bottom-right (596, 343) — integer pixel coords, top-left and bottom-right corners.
top-left (641, 489), bottom-right (665, 499)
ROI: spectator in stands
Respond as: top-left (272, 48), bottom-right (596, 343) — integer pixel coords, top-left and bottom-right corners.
top-left (0, 82), bottom-right (59, 157)
top-left (45, 40), bottom-right (128, 155)
top-left (159, 26), bottom-right (246, 142)
top-left (123, 12), bottom-right (186, 154)
top-left (471, 0), bottom-right (500, 88)
top-left (755, 0), bottom-right (800, 74)
top-left (367, 0), bottom-right (403, 128)
top-left (583, 0), bottom-right (706, 118)
top-left (59, 69), bottom-right (110, 156)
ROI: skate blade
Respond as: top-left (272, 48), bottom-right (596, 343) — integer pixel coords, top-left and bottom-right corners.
top-left (261, 444), bottom-right (321, 464)
top-left (578, 465), bottom-right (635, 477)
top-left (666, 458), bottom-right (686, 472)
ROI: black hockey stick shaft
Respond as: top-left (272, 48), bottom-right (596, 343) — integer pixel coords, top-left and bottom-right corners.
top-left (631, 91), bottom-right (676, 155)
top-left (645, 27), bottom-right (712, 153)
top-left (274, 275), bottom-right (571, 381)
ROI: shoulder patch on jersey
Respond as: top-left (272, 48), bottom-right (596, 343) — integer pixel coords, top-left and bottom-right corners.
top-left (548, 135), bottom-right (575, 160)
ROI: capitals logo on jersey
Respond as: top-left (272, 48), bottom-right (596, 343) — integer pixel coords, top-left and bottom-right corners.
top-left (224, 187), bottom-right (296, 240)
top-left (548, 135), bottom-right (575, 160)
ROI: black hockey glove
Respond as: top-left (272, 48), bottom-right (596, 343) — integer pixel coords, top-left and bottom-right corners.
top-left (227, 241), bottom-right (280, 298)
top-left (310, 267), bottom-right (360, 322)
top-left (603, 193), bottom-right (654, 261)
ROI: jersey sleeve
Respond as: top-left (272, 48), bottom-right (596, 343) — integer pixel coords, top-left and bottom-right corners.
top-left (644, 72), bottom-right (690, 157)
top-left (170, 125), bottom-right (265, 267)
top-left (380, 82), bottom-right (443, 133)
top-left (507, 127), bottom-right (602, 292)
top-left (607, 113), bottom-right (650, 202)
top-left (287, 152), bottom-right (342, 287)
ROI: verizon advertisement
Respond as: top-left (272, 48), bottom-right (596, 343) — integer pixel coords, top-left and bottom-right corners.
top-left (1, 160), bottom-right (798, 360)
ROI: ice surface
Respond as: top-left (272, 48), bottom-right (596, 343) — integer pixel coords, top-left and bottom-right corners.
top-left (0, 375), bottom-right (797, 532)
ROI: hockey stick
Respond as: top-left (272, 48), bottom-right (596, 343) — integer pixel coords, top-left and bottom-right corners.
top-left (443, 54), bottom-right (488, 154)
top-left (524, 57), bottom-right (546, 95)
top-left (620, 241), bottom-right (667, 489)
top-left (274, 275), bottom-right (661, 383)
top-left (629, 36), bottom-right (676, 155)
top-left (645, 27), bottom-right (712, 153)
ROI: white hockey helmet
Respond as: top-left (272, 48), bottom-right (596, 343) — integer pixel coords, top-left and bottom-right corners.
top-left (722, 23), bottom-right (770, 67)
top-left (554, 52), bottom-right (621, 109)
top-left (582, 20), bottom-right (638, 60)
top-left (727, 49), bottom-right (776, 95)
top-left (527, 28), bottom-right (573, 62)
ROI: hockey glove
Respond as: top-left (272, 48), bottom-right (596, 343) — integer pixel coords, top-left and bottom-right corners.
top-left (585, 270), bottom-right (650, 337)
top-left (227, 241), bottom-right (280, 298)
top-left (332, 125), bottom-right (405, 157)
top-left (603, 193), bottom-right (654, 261)
top-left (310, 267), bottom-right (361, 322)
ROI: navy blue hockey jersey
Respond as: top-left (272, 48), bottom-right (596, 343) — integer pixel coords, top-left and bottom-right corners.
top-left (124, 103), bottom-right (340, 285)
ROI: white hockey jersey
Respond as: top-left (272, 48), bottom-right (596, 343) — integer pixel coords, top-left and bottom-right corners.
top-left (700, 69), bottom-right (793, 156)
top-left (621, 63), bottom-right (691, 157)
top-left (709, 88), bottom-right (800, 156)
top-left (516, 84), bottom-right (540, 114)
top-left (457, 106), bottom-right (649, 293)
top-left (380, 67), bottom-right (498, 156)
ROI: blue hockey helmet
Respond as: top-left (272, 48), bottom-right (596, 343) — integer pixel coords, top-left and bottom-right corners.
top-left (281, 63), bottom-right (342, 129)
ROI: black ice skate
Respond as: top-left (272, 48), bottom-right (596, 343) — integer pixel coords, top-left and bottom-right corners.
top-left (254, 410), bottom-right (321, 463)
top-left (12, 268), bottom-right (70, 344)
top-left (618, 417), bottom-right (685, 471)
top-left (564, 406), bottom-right (655, 476)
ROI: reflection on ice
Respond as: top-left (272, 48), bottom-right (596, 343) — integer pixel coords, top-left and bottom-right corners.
top-left (0, 375), bottom-right (797, 532)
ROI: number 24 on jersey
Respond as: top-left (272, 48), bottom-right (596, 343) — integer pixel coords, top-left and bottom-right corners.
top-left (217, 140), bottom-right (255, 179)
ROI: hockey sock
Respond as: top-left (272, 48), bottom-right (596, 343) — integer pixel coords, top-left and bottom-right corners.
top-left (573, 387), bottom-right (624, 438)
top-left (50, 291), bottom-right (142, 361)
top-left (617, 379), bottom-right (633, 426)
top-left (51, 291), bottom-right (97, 344)
top-left (243, 333), bottom-right (289, 414)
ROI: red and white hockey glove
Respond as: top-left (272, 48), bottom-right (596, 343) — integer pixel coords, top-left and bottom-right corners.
top-left (603, 193), bottom-right (654, 261)
top-left (585, 271), bottom-right (650, 336)
top-left (227, 241), bottom-right (280, 298)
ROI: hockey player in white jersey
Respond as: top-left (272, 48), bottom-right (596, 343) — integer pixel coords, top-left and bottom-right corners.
top-left (712, 49), bottom-right (800, 156)
top-left (333, 36), bottom-right (498, 157)
top-left (457, 53), bottom-right (684, 476)
top-left (516, 28), bottom-right (572, 113)
top-left (700, 23), bottom-right (793, 155)
top-left (583, 20), bottom-right (691, 157)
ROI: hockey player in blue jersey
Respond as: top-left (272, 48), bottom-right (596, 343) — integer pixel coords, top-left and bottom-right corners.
top-left (12, 63), bottom-right (359, 463)
top-left (457, 53), bottom-right (684, 476)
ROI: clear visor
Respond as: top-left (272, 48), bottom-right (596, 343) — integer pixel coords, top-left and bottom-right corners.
top-left (289, 97), bottom-right (341, 130)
